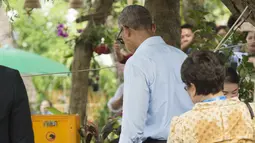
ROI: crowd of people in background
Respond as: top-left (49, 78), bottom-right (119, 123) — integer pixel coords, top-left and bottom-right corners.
top-left (107, 5), bottom-right (255, 143)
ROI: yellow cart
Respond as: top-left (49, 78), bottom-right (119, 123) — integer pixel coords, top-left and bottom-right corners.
top-left (32, 115), bottom-right (80, 143)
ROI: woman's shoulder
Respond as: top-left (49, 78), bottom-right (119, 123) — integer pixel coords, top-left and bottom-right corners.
top-left (172, 100), bottom-right (243, 123)
top-left (171, 110), bottom-right (199, 126)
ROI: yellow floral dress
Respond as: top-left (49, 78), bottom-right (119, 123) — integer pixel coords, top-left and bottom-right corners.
top-left (168, 99), bottom-right (255, 143)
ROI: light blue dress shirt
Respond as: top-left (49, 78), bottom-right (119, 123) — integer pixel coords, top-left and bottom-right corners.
top-left (231, 51), bottom-right (248, 66)
top-left (119, 36), bottom-right (193, 143)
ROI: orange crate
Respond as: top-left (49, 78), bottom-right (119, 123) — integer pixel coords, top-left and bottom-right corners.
top-left (32, 115), bottom-right (80, 143)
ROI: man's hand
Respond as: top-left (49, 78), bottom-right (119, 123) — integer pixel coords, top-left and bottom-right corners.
top-left (113, 42), bottom-right (122, 53)
top-left (113, 41), bottom-right (124, 62)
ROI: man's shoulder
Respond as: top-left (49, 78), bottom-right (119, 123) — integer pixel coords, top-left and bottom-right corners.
top-left (126, 52), bottom-right (148, 64)
top-left (125, 53), bottom-right (156, 72)
top-left (125, 55), bottom-right (146, 73)
top-left (0, 65), bottom-right (19, 78)
top-left (0, 65), bottom-right (18, 73)
top-left (161, 45), bottom-right (188, 64)
top-left (126, 45), bottom-right (187, 69)
top-left (167, 45), bottom-right (188, 57)
top-left (140, 44), bottom-right (187, 59)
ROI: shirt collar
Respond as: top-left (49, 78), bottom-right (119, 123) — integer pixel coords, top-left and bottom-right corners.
top-left (193, 99), bottom-right (241, 110)
top-left (135, 36), bottom-right (165, 53)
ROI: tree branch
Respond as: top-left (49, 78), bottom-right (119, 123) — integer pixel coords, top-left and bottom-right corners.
top-left (76, 12), bottom-right (106, 23)
top-left (221, 0), bottom-right (255, 26)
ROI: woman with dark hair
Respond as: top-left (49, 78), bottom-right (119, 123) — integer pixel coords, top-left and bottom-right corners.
top-left (223, 67), bottom-right (240, 99)
top-left (168, 51), bottom-right (255, 143)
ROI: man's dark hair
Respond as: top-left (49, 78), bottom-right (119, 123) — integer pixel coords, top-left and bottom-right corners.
top-left (225, 67), bottom-right (239, 84)
top-left (118, 5), bottom-right (152, 30)
top-left (216, 25), bottom-right (228, 33)
top-left (181, 24), bottom-right (193, 30)
top-left (181, 50), bottom-right (225, 95)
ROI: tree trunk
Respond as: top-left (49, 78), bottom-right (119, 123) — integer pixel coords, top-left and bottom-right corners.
top-left (70, 39), bottom-right (93, 124)
top-left (0, 7), bottom-right (14, 46)
top-left (221, 0), bottom-right (255, 26)
top-left (144, 0), bottom-right (180, 47)
top-left (69, 0), bottom-right (114, 127)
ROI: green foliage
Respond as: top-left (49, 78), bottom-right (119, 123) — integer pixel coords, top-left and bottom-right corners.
top-left (100, 116), bottom-right (121, 143)
top-left (85, 24), bottom-right (119, 49)
top-left (237, 56), bottom-right (255, 102)
top-left (186, 1), bottom-right (254, 102)
top-left (9, 2), bottom-right (123, 143)
top-left (203, 0), bottom-right (231, 24)
top-left (10, 1), bottom-right (73, 102)
top-left (46, 107), bottom-right (65, 115)
top-left (181, 0), bottom-right (231, 25)
top-left (188, 8), bottom-right (221, 51)
top-left (97, 68), bottom-right (118, 129)
top-left (181, 0), bottom-right (231, 51)
top-left (13, 1), bottom-right (69, 54)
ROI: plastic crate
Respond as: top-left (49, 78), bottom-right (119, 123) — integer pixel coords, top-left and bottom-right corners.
top-left (32, 115), bottom-right (80, 143)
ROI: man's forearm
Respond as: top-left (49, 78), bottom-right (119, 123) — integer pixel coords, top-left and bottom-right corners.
top-left (111, 96), bottom-right (123, 110)
top-left (115, 51), bottom-right (124, 62)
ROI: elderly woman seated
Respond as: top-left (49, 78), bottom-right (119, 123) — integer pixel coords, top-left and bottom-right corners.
top-left (168, 51), bottom-right (255, 143)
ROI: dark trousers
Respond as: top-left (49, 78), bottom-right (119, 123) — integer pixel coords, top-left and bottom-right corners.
top-left (143, 138), bottom-right (167, 143)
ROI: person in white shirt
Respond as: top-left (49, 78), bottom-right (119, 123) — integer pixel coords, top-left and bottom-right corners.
top-left (117, 5), bottom-right (193, 143)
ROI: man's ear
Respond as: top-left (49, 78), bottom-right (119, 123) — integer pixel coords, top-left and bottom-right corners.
top-left (152, 24), bottom-right (156, 33)
top-left (123, 26), bottom-right (131, 38)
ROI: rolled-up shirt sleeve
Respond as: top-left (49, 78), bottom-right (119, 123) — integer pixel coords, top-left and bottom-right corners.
top-left (119, 62), bottom-right (151, 143)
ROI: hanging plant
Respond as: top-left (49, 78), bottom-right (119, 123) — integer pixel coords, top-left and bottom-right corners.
top-left (93, 38), bottom-right (111, 55)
